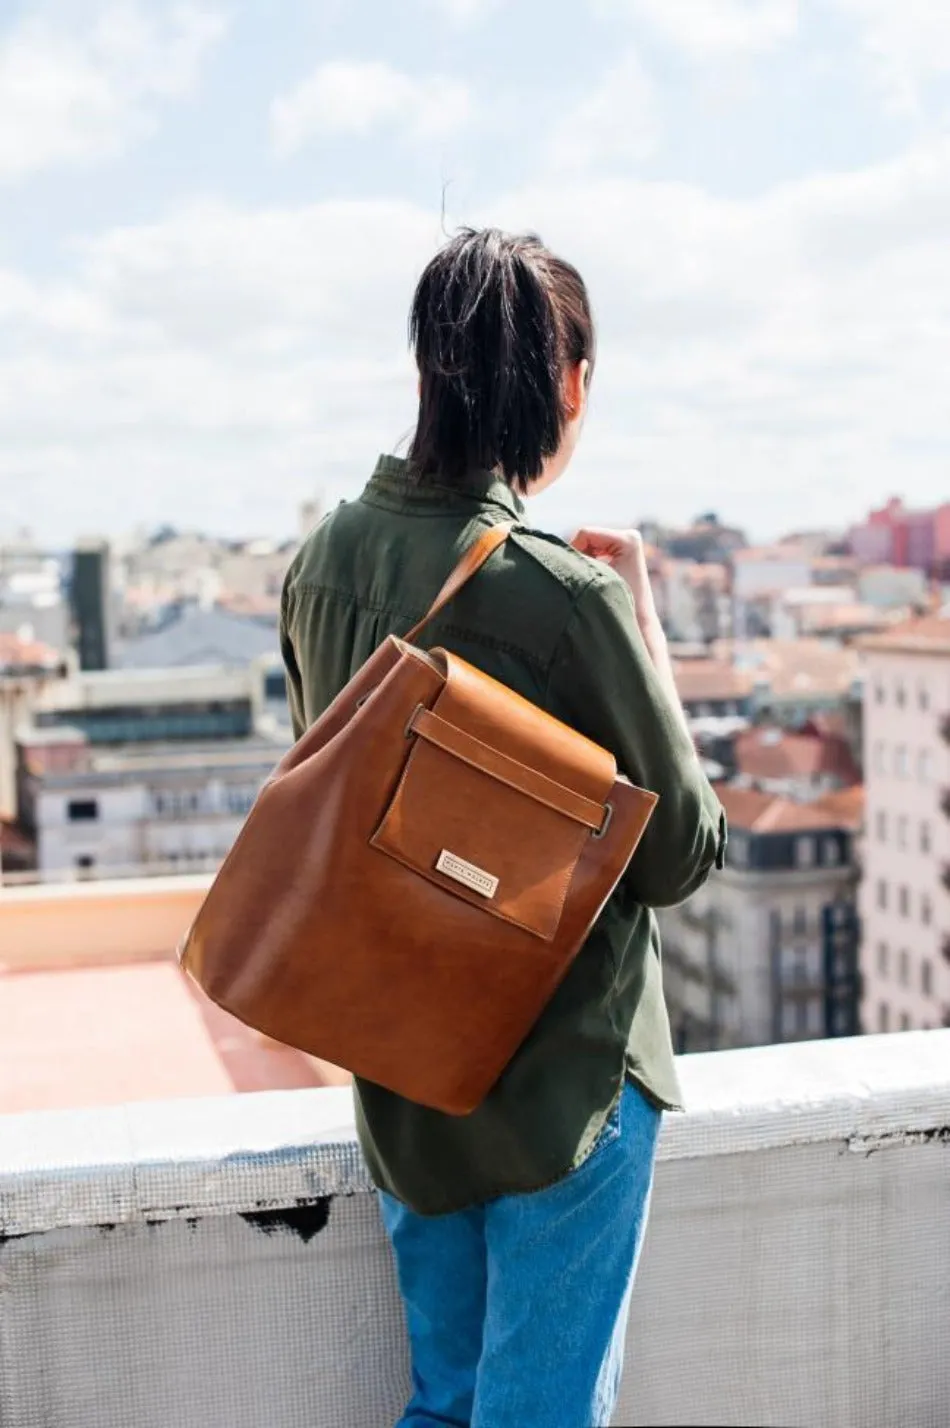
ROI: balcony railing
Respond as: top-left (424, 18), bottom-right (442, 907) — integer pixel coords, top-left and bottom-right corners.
top-left (1, 1032), bottom-right (947, 1428)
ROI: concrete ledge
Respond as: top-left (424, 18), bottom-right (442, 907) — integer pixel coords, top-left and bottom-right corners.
top-left (1, 1034), bottom-right (948, 1428)
top-left (1, 1032), bottom-right (947, 1233)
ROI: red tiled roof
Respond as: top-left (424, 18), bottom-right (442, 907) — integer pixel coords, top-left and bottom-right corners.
top-left (801, 602), bottom-right (892, 635)
top-left (0, 632), bottom-right (61, 673)
top-left (673, 658), bottom-right (754, 703)
top-left (716, 782), bottom-right (864, 834)
top-left (813, 785), bottom-right (865, 830)
top-left (713, 639), bottom-right (861, 700)
top-left (858, 613), bottom-right (950, 655)
top-left (735, 728), bottom-right (860, 785)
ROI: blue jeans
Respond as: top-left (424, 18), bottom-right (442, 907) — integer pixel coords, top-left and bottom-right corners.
top-left (379, 1079), bottom-right (662, 1428)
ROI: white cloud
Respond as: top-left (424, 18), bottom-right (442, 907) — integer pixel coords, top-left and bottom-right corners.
top-left (0, 197), bottom-right (444, 541)
top-left (0, 3), bottom-right (227, 181)
top-left (598, 0), bottom-right (797, 59)
top-left (489, 138), bottom-right (950, 532)
top-left (546, 50), bottom-right (658, 172)
top-left (271, 60), bottom-right (471, 155)
top-left (3, 139), bottom-right (950, 543)
top-left (831, 0), bottom-right (950, 115)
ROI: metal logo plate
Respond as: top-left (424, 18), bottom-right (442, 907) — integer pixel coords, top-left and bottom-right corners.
top-left (435, 849), bottom-right (499, 900)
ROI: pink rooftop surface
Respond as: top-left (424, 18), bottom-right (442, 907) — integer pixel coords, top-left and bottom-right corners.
top-left (0, 960), bottom-right (349, 1115)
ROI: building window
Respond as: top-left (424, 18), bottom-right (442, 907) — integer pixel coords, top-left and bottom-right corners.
top-left (921, 821), bottom-right (932, 854)
top-left (895, 745), bottom-right (908, 778)
top-left (922, 960), bottom-right (933, 997)
top-left (796, 837), bottom-right (816, 869)
top-left (898, 949), bottom-right (909, 986)
top-left (67, 799), bottom-right (99, 822)
top-left (821, 839), bottom-right (840, 867)
top-left (875, 810), bottom-right (887, 842)
top-left (895, 682), bottom-right (906, 708)
top-left (769, 908), bottom-right (781, 951)
top-left (918, 684), bottom-right (930, 712)
top-left (896, 816), bottom-right (907, 849)
top-left (807, 998), bottom-right (823, 1037)
top-left (899, 1012), bottom-right (910, 1031)
top-left (876, 879), bottom-right (887, 910)
top-left (878, 1003), bottom-right (890, 1032)
top-left (793, 905), bottom-right (807, 936)
top-left (922, 895), bottom-right (932, 927)
top-left (918, 750), bottom-right (933, 783)
top-left (898, 886), bottom-right (909, 917)
top-left (877, 942), bottom-right (889, 977)
top-left (874, 681), bottom-right (885, 705)
top-left (873, 741), bottom-right (886, 774)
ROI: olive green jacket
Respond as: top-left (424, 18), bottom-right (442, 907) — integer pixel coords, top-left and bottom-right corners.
top-left (280, 455), bottom-right (726, 1215)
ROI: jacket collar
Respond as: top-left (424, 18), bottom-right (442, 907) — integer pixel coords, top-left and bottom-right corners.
top-left (363, 454), bottom-right (525, 522)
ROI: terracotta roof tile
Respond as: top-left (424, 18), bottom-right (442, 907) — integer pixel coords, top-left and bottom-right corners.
top-left (735, 728), bottom-right (860, 785)
top-left (0, 632), bottom-right (61, 673)
top-left (713, 639), bottom-right (861, 700)
top-left (858, 613), bottom-right (950, 656)
top-left (673, 658), bottom-right (754, 703)
top-left (716, 782), bottom-right (864, 834)
top-left (801, 603), bottom-right (892, 635)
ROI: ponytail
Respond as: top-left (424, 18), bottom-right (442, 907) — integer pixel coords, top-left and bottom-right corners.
top-left (408, 228), bottom-right (594, 491)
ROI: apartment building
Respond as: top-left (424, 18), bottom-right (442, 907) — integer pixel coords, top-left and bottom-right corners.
top-left (658, 785), bottom-right (862, 1052)
top-left (8, 662), bottom-right (288, 883)
top-left (850, 498), bottom-right (950, 579)
top-left (859, 615), bottom-right (950, 1033)
top-left (16, 731), bottom-right (288, 881)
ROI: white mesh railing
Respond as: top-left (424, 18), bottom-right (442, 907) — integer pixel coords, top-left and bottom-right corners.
top-left (1, 1031), bottom-right (948, 1428)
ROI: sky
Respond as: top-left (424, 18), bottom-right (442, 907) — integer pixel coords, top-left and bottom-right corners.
top-left (0, 0), bottom-right (948, 547)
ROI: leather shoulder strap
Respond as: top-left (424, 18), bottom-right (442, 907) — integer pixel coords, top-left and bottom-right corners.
top-left (405, 522), bottom-right (515, 644)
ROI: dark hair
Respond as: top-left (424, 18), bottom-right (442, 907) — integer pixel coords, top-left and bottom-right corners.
top-left (407, 227), bottom-right (595, 491)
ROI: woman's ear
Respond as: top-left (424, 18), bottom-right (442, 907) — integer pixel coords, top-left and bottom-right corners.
top-left (563, 359), bottom-right (589, 417)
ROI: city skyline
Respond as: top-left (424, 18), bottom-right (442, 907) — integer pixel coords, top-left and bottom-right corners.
top-left (1, 1), bottom-right (949, 545)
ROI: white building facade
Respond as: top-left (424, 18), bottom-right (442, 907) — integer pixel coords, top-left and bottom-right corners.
top-left (20, 738), bottom-right (287, 881)
top-left (859, 617), bottom-right (950, 1034)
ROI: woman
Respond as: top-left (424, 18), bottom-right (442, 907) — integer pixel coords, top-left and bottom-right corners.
top-left (280, 227), bottom-right (726, 1428)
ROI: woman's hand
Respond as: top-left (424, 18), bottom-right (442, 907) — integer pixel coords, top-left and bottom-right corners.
top-left (570, 526), bottom-right (693, 743)
top-left (570, 527), bottom-right (660, 631)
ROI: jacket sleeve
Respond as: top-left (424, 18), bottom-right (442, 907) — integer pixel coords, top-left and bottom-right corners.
top-left (279, 572), bottom-right (308, 743)
top-left (548, 568), bottom-right (727, 909)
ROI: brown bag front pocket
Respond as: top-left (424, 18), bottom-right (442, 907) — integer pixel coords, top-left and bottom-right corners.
top-left (370, 709), bottom-right (601, 942)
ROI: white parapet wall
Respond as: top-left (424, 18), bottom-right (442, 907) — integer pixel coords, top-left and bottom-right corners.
top-left (1, 1032), bottom-right (948, 1428)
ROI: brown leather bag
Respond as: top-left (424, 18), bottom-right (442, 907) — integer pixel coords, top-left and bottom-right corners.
top-left (179, 523), bottom-right (658, 1114)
